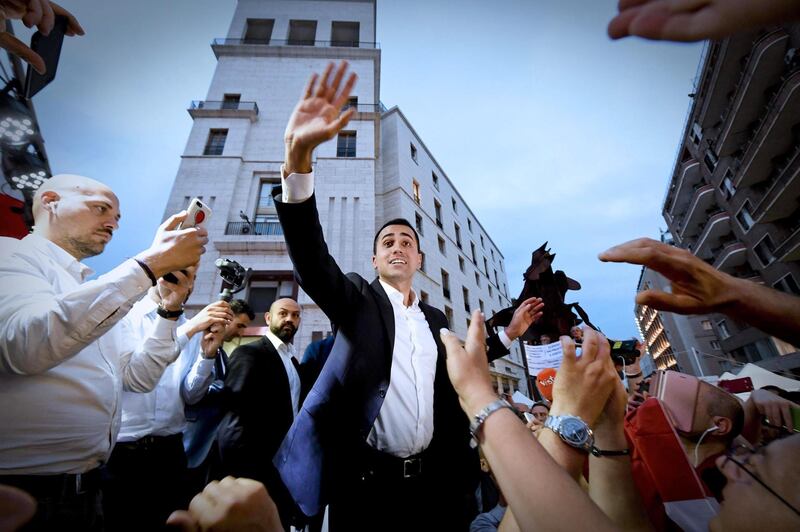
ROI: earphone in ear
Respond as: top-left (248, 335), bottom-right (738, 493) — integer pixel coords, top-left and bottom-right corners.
top-left (694, 424), bottom-right (721, 466)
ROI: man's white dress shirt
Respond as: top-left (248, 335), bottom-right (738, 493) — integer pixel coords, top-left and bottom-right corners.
top-left (265, 329), bottom-right (301, 417)
top-left (0, 234), bottom-right (179, 474)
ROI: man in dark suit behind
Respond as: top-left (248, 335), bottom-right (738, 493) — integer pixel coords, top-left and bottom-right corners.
top-left (273, 62), bottom-right (543, 531)
top-left (217, 297), bottom-right (309, 529)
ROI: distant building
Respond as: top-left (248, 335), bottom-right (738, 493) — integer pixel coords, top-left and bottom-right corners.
top-left (163, 0), bottom-right (528, 393)
top-left (661, 25), bottom-right (800, 377)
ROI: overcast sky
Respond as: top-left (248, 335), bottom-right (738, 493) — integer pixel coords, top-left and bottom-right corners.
top-left (14, 0), bottom-right (703, 340)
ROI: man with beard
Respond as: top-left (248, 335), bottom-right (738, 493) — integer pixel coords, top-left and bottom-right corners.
top-left (217, 297), bottom-right (309, 529)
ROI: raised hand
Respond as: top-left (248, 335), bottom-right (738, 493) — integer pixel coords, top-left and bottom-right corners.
top-left (157, 266), bottom-right (197, 312)
top-left (0, 1), bottom-right (84, 74)
top-left (185, 300), bottom-right (234, 340)
top-left (608, 0), bottom-right (800, 42)
top-left (284, 61), bottom-right (358, 174)
top-left (505, 297), bottom-right (544, 341)
top-left (135, 211), bottom-right (209, 279)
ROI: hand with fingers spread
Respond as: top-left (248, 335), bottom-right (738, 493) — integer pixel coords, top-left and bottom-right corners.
top-left (440, 310), bottom-right (499, 418)
top-left (608, 0), bottom-right (800, 42)
top-left (0, 0), bottom-right (84, 74)
top-left (166, 477), bottom-right (281, 532)
top-left (505, 297), bottom-right (544, 341)
top-left (284, 61), bottom-right (358, 174)
top-left (599, 237), bottom-right (800, 346)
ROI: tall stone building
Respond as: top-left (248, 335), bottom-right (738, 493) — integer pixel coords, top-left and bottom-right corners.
top-left (661, 24), bottom-right (800, 376)
top-left (163, 0), bottom-right (528, 394)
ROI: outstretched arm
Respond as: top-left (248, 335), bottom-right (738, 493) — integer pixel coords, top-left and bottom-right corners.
top-left (600, 238), bottom-right (800, 346)
top-left (608, 0), bottom-right (800, 42)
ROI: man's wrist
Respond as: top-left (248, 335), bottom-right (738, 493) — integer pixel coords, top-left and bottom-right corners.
top-left (284, 143), bottom-right (313, 175)
top-left (464, 389), bottom-right (501, 420)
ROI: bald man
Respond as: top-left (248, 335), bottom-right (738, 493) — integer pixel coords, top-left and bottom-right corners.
top-left (0, 174), bottom-right (208, 530)
top-left (218, 297), bottom-right (310, 528)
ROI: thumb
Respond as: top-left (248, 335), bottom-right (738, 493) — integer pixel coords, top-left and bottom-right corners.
top-left (165, 510), bottom-right (199, 531)
top-left (464, 309), bottom-right (486, 355)
top-left (161, 211), bottom-right (188, 232)
top-left (439, 327), bottom-right (462, 359)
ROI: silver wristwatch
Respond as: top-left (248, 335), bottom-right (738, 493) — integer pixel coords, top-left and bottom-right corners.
top-left (543, 414), bottom-right (594, 453)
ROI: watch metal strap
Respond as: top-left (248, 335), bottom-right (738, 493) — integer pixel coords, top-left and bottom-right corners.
top-left (469, 398), bottom-right (513, 448)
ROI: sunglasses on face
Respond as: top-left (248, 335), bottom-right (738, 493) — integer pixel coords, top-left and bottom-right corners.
top-left (722, 444), bottom-right (800, 518)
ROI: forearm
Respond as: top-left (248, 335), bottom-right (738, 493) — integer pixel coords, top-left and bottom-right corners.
top-left (121, 317), bottom-right (180, 392)
top-left (536, 429), bottom-right (586, 481)
top-left (0, 259), bottom-right (150, 374)
top-left (589, 425), bottom-right (651, 531)
top-left (497, 508), bottom-right (520, 532)
top-left (726, 278), bottom-right (800, 346)
top-left (478, 408), bottom-right (618, 531)
top-left (182, 350), bottom-right (215, 405)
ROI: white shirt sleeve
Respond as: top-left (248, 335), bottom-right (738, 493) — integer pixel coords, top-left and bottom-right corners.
top-left (181, 349), bottom-right (216, 405)
top-left (118, 313), bottom-right (181, 393)
top-left (0, 257), bottom-right (151, 375)
top-left (280, 165), bottom-right (315, 203)
top-left (498, 330), bottom-right (513, 349)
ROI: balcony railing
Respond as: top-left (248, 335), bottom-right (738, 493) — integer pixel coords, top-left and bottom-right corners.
top-left (225, 221), bottom-right (283, 236)
top-left (341, 102), bottom-right (388, 114)
top-left (213, 38), bottom-right (379, 49)
top-left (754, 143), bottom-right (800, 223)
top-left (190, 100), bottom-right (259, 112)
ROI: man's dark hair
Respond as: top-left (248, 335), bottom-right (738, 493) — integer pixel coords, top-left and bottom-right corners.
top-left (230, 299), bottom-right (255, 321)
top-left (372, 218), bottom-right (421, 254)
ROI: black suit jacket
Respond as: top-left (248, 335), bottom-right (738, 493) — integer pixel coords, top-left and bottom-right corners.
top-left (273, 194), bottom-right (509, 521)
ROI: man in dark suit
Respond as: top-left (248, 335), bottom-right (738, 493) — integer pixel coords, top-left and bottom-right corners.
top-left (273, 62), bottom-right (543, 531)
top-left (217, 297), bottom-right (308, 529)
top-left (182, 299), bottom-right (254, 491)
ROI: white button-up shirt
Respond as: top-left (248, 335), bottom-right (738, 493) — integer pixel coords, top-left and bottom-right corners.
top-left (117, 297), bottom-right (215, 442)
top-left (0, 234), bottom-right (179, 474)
top-left (367, 281), bottom-right (439, 456)
top-left (265, 330), bottom-right (301, 417)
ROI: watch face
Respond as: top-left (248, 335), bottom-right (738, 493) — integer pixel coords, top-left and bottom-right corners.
top-left (561, 417), bottom-right (591, 446)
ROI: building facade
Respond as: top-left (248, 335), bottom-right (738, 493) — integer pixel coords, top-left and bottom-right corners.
top-left (163, 0), bottom-right (527, 394)
top-left (661, 24), bottom-right (800, 376)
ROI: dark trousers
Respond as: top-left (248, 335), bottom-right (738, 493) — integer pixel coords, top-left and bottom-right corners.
top-left (101, 433), bottom-right (189, 532)
top-left (329, 447), bottom-right (474, 532)
top-left (0, 470), bottom-right (103, 531)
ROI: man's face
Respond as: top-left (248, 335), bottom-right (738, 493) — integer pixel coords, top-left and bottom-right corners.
top-left (223, 312), bottom-right (252, 342)
top-left (532, 405), bottom-right (549, 423)
top-left (711, 435), bottom-right (800, 531)
top-left (43, 185), bottom-right (120, 260)
top-left (372, 224), bottom-right (422, 284)
top-left (266, 298), bottom-right (301, 344)
top-left (540, 335), bottom-right (552, 345)
top-left (570, 327), bottom-right (583, 341)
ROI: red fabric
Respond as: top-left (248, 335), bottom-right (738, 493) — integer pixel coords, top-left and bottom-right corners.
top-left (0, 193), bottom-right (29, 239)
top-left (625, 398), bottom-right (709, 531)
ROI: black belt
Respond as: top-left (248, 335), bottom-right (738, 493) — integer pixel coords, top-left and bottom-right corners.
top-left (116, 432), bottom-right (183, 452)
top-left (0, 468), bottom-right (102, 498)
top-left (361, 447), bottom-right (427, 480)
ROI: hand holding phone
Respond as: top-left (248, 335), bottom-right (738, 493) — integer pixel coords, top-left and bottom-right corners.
top-left (163, 198), bottom-right (211, 283)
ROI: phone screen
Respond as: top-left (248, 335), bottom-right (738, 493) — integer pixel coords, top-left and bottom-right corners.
top-left (24, 15), bottom-right (68, 98)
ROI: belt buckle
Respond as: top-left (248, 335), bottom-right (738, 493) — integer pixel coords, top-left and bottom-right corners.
top-left (403, 457), bottom-right (422, 479)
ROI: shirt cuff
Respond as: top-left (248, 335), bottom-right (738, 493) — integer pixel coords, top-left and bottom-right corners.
top-left (281, 165), bottom-right (314, 203)
top-left (114, 259), bottom-right (154, 301)
top-left (499, 330), bottom-right (513, 349)
top-left (152, 314), bottom-right (179, 340)
top-left (194, 356), bottom-right (215, 375)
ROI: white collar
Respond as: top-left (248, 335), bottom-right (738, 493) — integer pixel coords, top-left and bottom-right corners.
top-left (24, 233), bottom-right (94, 281)
top-left (265, 329), bottom-right (295, 357)
top-left (379, 279), bottom-right (418, 310)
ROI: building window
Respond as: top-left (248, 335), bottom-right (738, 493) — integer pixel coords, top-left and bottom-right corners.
top-left (420, 291), bottom-right (429, 304)
top-left (434, 200), bottom-right (442, 228)
top-left (243, 18), bottom-right (274, 43)
top-left (204, 129), bottom-right (227, 156)
top-left (420, 252), bottom-right (426, 273)
top-left (470, 242), bottom-right (476, 264)
top-left (494, 269), bottom-right (498, 286)
top-left (690, 122), bottom-right (702, 145)
top-left (474, 271), bottom-right (480, 287)
top-left (753, 235), bottom-right (775, 267)
top-left (438, 235), bottom-right (446, 256)
top-left (444, 305), bottom-right (453, 328)
top-left (467, 218), bottom-right (472, 232)
top-left (246, 276), bottom-right (296, 327)
top-left (720, 169), bottom-right (736, 200)
top-left (701, 319), bottom-right (713, 330)
top-left (458, 256), bottom-right (465, 273)
top-left (463, 287), bottom-right (470, 312)
top-left (484, 257), bottom-right (489, 275)
top-left (736, 200), bottom-right (754, 232)
top-left (717, 319), bottom-right (731, 340)
top-left (454, 223), bottom-right (462, 249)
top-left (490, 249), bottom-right (495, 261)
top-left (412, 179), bottom-right (421, 205)
top-left (773, 273), bottom-right (800, 295)
top-left (255, 179), bottom-right (279, 223)
top-left (480, 235), bottom-right (485, 248)
top-left (331, 21), bottom-right (359, 47)
top-left (343, 96), bottom-right (358, 111)
top-left (410, 143), bottom-right (418, 163)
top-left (451, 197), bottom-right (458, 212)
top-left (288, 20), bottom-right (317, 45)
top-left (479, 299), bottom-right (485, 312)
top-left (222, 94), bottom-right (241, 109)
top-left (703, 148), bottom-right (718, 173)
top-left (710, 340), bottom-right (721, 350)
top-left (441, 270), bottom-right (450, 300)
top-left (488, 284), bottom-right (493, 297)
top-left (415, 212), bottom-right (424, 236)
top-left (337, 131), bottom-right (356, 157)
top-left (432, 171), bottom-right (439, 190)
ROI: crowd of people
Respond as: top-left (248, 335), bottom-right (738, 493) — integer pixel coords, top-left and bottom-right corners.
top-left (1, 0), bottom-right (800, 531)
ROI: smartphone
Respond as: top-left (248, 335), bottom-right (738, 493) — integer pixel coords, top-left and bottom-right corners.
top-left (523, 412), bottom-right (534, 423)
top-left (163, 198), bottom-right (212, 283)
top-left (652, 371), bottom-right (701, 434)
top-left (24, 15), bottom-right (68, 99)
top-left (718, 377), bottom-right (754, 394)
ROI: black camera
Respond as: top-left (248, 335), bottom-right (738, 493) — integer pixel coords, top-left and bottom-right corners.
top-left (609, 339), bottom-right (642, 366)
top-left (214, 258), bottom-right (251, 302)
